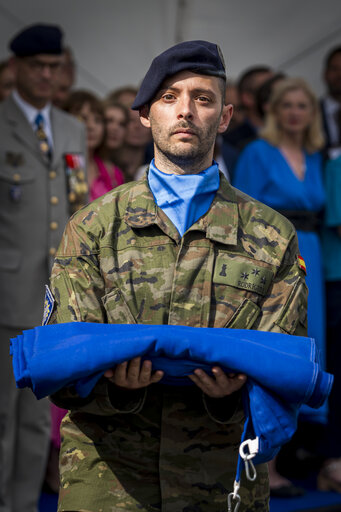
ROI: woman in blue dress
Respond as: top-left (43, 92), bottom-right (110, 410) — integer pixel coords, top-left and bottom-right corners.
top-left (233, 77), bottom-right (326, 494)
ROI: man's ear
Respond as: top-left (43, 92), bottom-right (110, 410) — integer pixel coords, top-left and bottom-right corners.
top-left (217, 103), bottom-right (233, 134)
top-left (139, 105), bottom-right (151, 128)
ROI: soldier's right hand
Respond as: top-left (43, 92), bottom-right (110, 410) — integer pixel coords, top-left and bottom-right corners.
top-left (104, 357), bottom-right (164, 389)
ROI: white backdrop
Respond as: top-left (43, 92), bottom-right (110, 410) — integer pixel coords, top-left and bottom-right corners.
top-left (0, 0), bottom-right (340, 98)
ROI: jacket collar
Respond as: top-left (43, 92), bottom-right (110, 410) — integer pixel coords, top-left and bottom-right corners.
top-left (12, 89), bottom-right (52, 128)
top-left (124, 170), bottom-right (238, 246)
top-left (4, 95), bottom-right (40, 154)
top-left (4, 95), bottom-right (65, 166)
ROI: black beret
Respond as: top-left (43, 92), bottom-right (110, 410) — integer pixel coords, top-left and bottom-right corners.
top-left (132, 40), bottom-right (226, 110)
top-left (9, 23), bottom-right (63, 57)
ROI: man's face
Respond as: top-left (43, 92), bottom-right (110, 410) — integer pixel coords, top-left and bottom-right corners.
top-left (12, 54), bottom-right (63, 108)
top-left (140, 71), bottom-right (232, 174)
top-left (324, 52), bottom-right (341, 100)
top-left (52, 70), bottom-right (73, 108)
top-left (241, 71), bottom-right (273, 111)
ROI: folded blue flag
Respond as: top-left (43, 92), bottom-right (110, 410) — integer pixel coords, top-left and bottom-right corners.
top-left (10, 322), bottom-right (333, 467)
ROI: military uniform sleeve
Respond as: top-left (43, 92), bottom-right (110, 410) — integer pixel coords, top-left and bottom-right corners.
top-left (254, 232), bottom-right (308, 335)
top-left (48, 215), bottom-right (146, 416)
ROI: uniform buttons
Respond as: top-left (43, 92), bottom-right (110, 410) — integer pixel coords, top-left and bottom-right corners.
top-left (13, 173), bottom-right (21, 182)
top-left (49, 170), bottom-right (57, 180)
top-left (49, 247), bottom-right (56, 256)
top-left (50, 221), bottom-right (58, 231)
top-left (50, 196), bottom-right (59, 205)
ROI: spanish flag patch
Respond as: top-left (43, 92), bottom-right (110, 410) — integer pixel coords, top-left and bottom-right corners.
top-left (297, 255), bottom-right (307, 275)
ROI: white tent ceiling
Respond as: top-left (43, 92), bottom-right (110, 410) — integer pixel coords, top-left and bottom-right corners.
top-left (0, 0), bottom-right (340, 97)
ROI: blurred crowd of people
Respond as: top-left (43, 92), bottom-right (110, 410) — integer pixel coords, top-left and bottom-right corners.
top-left (0, 21), bottom-right (340, 512)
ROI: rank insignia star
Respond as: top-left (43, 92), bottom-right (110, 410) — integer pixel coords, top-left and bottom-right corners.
top-left (240, 272), bottom-right (249, 280)
top-left (251, 268), bottom-right (260, 276)
top-left (260, 276), bottom-right (266, 285)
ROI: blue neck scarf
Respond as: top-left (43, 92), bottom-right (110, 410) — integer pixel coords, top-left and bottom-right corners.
top-left (148, 159), bottom-right (220, 237)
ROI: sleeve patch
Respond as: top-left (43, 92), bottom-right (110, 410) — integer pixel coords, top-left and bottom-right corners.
top-left (297, 255), bottom-right (307, 275)
top-left (42, 285), bottom-right (55, 326)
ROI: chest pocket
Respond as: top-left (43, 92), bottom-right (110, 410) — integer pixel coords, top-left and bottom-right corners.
top-left (0, 150), bottom-right (37, 184)
top-left (101, 288), bottom-right (137, 324)
top-left (211, 253), bottom-right (274, 329)
top-left (0, 169), bottom-right (36, 184)
top-left (0, 156), bottom-right (37, 206)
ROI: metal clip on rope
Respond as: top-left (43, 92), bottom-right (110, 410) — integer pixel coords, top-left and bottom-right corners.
top-left (227, 438), bottom-right (259, 511)
top-left (239, 437), bottom-right (259, 482)
top-left (227, 480), bottom-right (241, 512)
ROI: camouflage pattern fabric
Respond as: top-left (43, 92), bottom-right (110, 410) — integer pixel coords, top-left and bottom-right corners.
top-left (49, 172), bottom-right (308, 512)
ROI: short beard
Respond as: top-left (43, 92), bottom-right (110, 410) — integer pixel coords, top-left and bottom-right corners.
top-left (154, 141), bottom-right (211, 172)
top-left (151, 119), bottom-right (220, 174)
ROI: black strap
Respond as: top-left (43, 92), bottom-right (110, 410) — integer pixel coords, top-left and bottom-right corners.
top-left (277, 210), bottom-right (322, 232)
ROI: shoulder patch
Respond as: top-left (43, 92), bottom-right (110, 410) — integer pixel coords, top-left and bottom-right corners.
top-left (214, 255), bottom-right (274, 296)
top-left (297, 255), bottom-right (307, 275)
top-left (42, 285), bottom-right (55, 326)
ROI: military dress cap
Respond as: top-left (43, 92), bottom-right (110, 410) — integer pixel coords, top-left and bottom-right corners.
top-left (131, 40), bottom-right (226, 110)
top-left (9, 23), bottom-right (63, 57)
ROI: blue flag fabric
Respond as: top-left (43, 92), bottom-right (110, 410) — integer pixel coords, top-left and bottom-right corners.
top-left (10, 323), bottom-right (333, 464)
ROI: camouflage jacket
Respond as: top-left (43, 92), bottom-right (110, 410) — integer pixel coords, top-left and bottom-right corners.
top-left (49, 173), bottom-right (307, 512)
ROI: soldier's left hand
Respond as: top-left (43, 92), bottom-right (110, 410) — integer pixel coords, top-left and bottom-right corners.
top-left (188, 367), bottom-right (247, 398)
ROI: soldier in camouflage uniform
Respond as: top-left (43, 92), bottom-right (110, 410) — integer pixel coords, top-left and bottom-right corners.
top-left (48, 41), bottom-right (308, 512)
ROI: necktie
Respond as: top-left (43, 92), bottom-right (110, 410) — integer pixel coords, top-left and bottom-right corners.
top-left (34, 113), bottom-right (51, 160)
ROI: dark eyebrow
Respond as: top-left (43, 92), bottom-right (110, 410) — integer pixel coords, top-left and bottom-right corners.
top-left (159, 85), bottom-right (217, 97)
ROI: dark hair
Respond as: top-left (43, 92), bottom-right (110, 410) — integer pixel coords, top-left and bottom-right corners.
top-left (107, 86), bottom-right (138, 104)
top-left (64, 89), bottom-right (104, 118)
top-left (237, 65), bottom-right (272, 93)
top-left (256, 72), bottom-right (286, 119)
top-left (103, 99), bottom-right (130, 126)
top-left (217, 77), bottom-right (227, 106)
top-left (324, 46), bottom-right (341, 70)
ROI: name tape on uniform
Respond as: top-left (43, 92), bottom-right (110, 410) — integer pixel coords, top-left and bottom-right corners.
top-left (214, 256), bottom-right (274, 296)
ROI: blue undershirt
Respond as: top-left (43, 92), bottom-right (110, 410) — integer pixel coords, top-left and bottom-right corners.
top-left (148, 159), bottom-right (220, 237)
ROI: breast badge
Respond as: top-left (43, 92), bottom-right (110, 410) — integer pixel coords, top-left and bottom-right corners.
top-left (5, 152), bottom-right (24, 167)
top-left (64, 153), bottom-right (88, 214)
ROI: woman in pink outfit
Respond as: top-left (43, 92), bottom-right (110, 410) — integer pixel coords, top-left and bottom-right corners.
top-left (103, 99), bottom-right (130, 180)
top-left (65, 90), bottom-right (127, 201)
